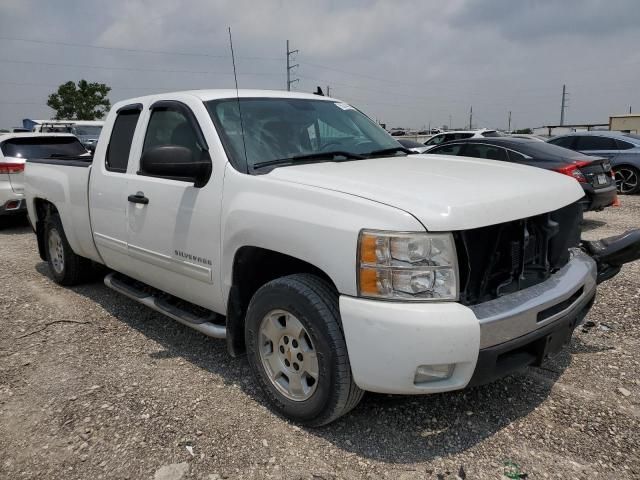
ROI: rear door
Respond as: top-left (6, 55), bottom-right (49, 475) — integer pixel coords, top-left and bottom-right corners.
top-left (124, 98), bottom-right (224, 311)
top-left (89, 105), bottom-right (142, 273)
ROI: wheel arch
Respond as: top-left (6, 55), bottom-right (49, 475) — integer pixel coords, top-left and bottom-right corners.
top-left (225, 245), bottom-right (338, 357)
top-left (32, 198), bottom-right (59, 261)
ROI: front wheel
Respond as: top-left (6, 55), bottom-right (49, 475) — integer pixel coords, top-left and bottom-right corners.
top-left (245, 274), bottom-right (363, 426)
top-left (614, 166), bottom-right (640, 195)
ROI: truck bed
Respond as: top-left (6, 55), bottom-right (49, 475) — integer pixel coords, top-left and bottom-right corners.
top-left (25, 157), bottom-right (102, 263)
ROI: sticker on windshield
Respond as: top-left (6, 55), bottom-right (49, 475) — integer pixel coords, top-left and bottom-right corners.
top-left (335, 102), bottom-right (354, 110)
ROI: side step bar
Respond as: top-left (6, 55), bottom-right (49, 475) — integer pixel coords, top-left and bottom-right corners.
top-left (104, 273), bottom-right (226, 339)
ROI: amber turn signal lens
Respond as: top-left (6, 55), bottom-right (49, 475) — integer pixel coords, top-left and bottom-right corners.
top-left (359, 233), bottom-right (378, 264)
top-left (358, 268), bottom-right (379, 295)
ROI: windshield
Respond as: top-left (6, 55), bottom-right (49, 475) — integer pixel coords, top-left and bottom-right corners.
top-left (205, 98), bottom-right (402, 171)
top-left (1, 137), bottom-right (87, 158)
top-left (72, 125), bottom-right (102, 136)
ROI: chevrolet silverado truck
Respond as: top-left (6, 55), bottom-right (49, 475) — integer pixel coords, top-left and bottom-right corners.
top-left (24, 90), bottom-right (640, 426)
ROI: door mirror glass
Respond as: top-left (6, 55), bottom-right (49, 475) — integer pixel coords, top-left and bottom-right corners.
top-left (139, 145), bottom-right (212, 187)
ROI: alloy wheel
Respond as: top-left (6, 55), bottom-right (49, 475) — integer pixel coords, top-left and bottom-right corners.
top-left (258, 309), bottom-right (319, 401)
top-left (614, 167), bottom-right (639, 194)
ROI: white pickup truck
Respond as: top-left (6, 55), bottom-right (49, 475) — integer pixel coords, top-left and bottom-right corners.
top-left (24, 90), bottom-right (640, 426)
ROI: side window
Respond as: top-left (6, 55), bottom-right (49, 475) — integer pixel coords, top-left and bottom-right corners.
top-left (456, 133), bottom-right (474, 140)
top-left (143, 108), bottom-right (203, 158)
top-left (507, 150), bottom-right (527, 162)
top-left (615, 139), bottom-right (635, 150)
top-left (463, 144), bottom-right (508, 161)
top-left (106, 109), bottom-right (140, 172)
top-left (575, 136), bottom-right (618, 151)
top-left (548, 136), bottom-right (575, 149)
top-left (430, 143), bottom-right (464, 156)
top-left (426, 134), bottom-right (445, 146)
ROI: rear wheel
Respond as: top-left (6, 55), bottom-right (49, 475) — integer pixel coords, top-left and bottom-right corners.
top-left (245, 274), bottom-right (363, 426)
top-left (44, 214), bottom-right (90, 286)
top-left (614, 166), bottom-right (640, 194)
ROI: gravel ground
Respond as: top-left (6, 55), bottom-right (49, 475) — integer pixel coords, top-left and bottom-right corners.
top-left (0, 197), bottom-right (639, 480)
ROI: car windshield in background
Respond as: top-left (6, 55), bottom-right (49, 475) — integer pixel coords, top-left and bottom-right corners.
top-left (205, 98), bottom-right (402, 171)
top-left (72, 125), bottom-right (102, 136)
top-left (1, 137), bottom-right (87, 158)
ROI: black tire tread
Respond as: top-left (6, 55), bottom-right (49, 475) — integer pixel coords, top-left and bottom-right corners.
top-left (246, 273), bottom-right (363, 426)
top-left (44, 214), bottom-right (90, 286)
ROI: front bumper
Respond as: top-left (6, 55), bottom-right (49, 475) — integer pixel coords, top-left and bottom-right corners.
top-left (339, 251), bottom-right (597, 394)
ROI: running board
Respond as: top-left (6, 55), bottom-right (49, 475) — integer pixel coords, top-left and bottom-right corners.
top-left (104, 273), bottom-right (226, 339)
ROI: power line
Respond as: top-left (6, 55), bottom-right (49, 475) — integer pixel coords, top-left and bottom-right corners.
top-left (0, 35), bottom-right (281, 61)
top-left (0, 58), bottom-right (283, 77)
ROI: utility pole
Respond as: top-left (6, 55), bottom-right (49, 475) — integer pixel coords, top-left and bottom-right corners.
top-left (508, 111), bottom-right (512, 132)
top-left (326, 85), bottom-right (331, 96)
top-left (560, 84), bottom-right (568, 126)
top-left (469, 106), bottom-right (473, 130)
top-left (448, 115), bottom-right (452, 130)
top-left (630, 105), bottom-right (633, 114)
top-left (286, 40), bottom-right (299, 91)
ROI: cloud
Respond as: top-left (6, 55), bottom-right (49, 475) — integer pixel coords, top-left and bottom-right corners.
top-left (0, 0), bottom-right (638, 130)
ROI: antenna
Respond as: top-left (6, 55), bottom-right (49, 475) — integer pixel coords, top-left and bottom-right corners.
top-left (228, 27), bottom-right (249, 170)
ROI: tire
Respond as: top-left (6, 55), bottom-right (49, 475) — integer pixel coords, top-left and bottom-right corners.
top-left (614, 166), bottom-right (640, 195)
top-left (245, 274), bottom-right (363, 426)
top-left (44, 214), bottom-right (90, 286)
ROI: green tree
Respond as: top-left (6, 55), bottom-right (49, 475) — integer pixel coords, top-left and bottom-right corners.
top-left (47, 80), bottom-right (111, 120)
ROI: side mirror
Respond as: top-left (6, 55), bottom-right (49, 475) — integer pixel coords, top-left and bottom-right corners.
top-left (139, 145), bottom-right (212, 188)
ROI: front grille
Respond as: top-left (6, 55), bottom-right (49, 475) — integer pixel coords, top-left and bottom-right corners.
top-left (455, 202), bottom-right (583, 306)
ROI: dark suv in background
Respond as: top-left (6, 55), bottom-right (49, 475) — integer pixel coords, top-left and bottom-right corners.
top-left (547, 132), bottom-right (640, 194)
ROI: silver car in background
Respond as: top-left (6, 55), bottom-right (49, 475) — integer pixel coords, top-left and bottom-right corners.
top-left (548, 131), bottom-right (640, 194)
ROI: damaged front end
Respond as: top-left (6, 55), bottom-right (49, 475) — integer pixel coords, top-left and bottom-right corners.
top-left (582, 229), bottom-right (640, 284)
top-left (455, 202), bottom-right (640, 306)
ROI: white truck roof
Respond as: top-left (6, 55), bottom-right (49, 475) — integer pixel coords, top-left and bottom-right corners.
top-left (112, 89), bottom-right (338, 109)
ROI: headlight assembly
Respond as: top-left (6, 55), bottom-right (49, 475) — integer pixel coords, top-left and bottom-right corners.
top-left (357, 230), bottom-right (459, 301)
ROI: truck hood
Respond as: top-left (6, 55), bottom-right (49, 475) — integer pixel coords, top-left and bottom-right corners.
top-left (267, 155), bottom-right (585, 231)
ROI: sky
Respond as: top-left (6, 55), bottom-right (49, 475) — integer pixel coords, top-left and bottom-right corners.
top-left (1, 0), bottom-right (639, 131)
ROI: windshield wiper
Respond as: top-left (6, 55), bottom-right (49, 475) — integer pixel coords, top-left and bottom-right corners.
top-left (253, 151), bottom-right (365, 170)
top-left (365, 146), bottom-right (413, 157)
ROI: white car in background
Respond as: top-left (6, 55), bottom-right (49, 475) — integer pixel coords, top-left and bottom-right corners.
top-left (0, 133), bottom-right (88, 223)
top-left (423, 128), bottom-right (503, 150)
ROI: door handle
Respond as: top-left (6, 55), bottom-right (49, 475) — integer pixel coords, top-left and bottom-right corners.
top-left (128, 192), bottom-right (149, 205)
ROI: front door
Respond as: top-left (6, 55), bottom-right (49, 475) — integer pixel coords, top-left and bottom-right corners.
top-left (125, 100), bottom-right (224, 312)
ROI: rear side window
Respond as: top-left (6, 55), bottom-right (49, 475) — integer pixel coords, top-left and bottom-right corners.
top-left (106, 109), bottom-right (141, 173)
top-left (463, 144), bottom-right (508, 161)
top-left (575, 136), bottom-right (618, 151)
top-left (425, 134), bottom-right (446, 146)
top-left (548, 137), bottom-right (575, 149)
top-left (615, 139), bottom-right (635, 150)
top-left (429, 143), bottom-right (464, 156)
top-left (507, 150), bottom-right (528, 162)
top-left (1, 137), bottom-right (86, 158)
top-left (455, 133), bottom-right (474, 140)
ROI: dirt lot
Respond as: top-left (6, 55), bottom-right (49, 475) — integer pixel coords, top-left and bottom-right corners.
top-left (1, 198), bottom-right (639, 480)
